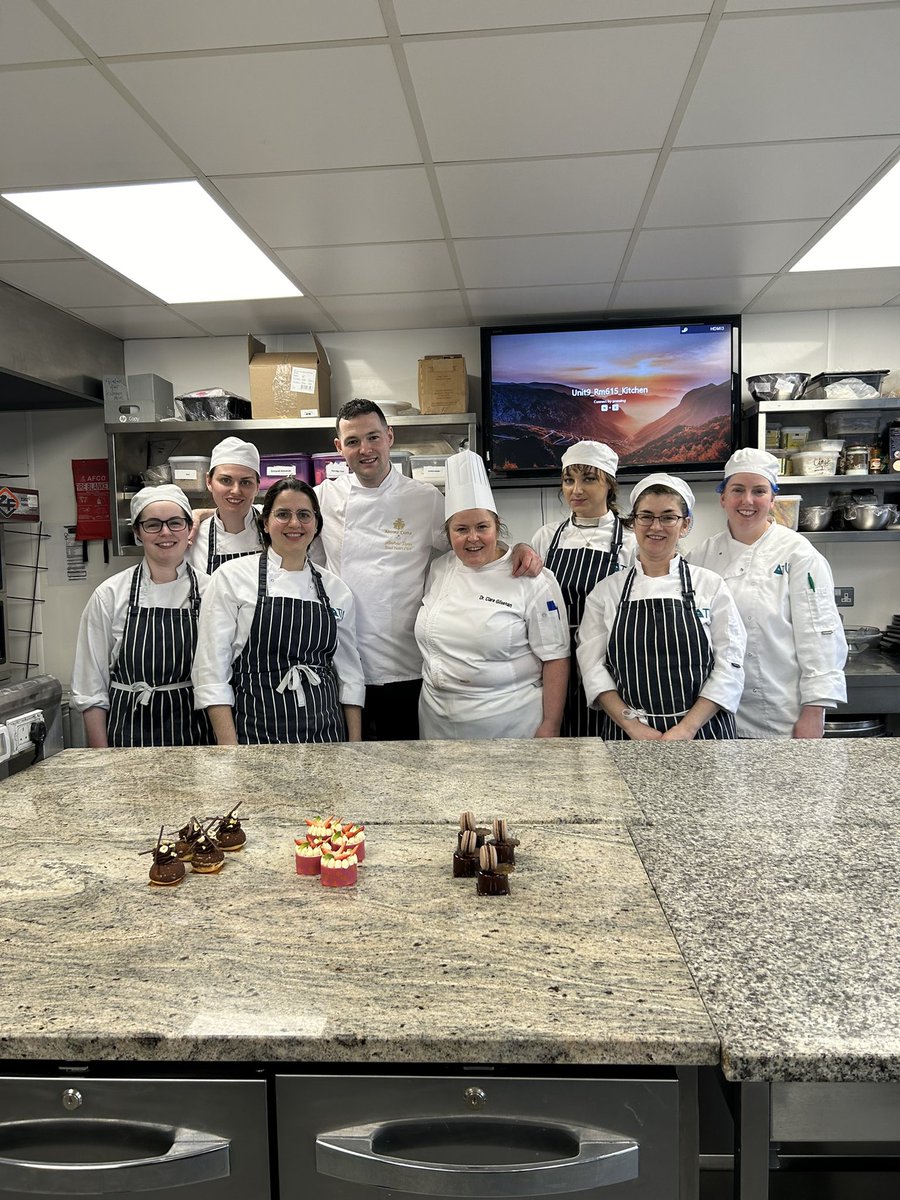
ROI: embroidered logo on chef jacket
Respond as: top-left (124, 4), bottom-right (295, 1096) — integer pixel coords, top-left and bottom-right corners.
top-left (330, 606), bottom-right (345, 621)
top-left (381, 516), bottom-right (416, 551)
top-left (773, 562), bottom-right (791, 576)
top-left (694, 606), bottom-right (711, 624)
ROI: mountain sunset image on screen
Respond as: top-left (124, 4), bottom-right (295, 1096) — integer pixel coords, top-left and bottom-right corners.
top-left (485, 320), bottom-right (738, 476)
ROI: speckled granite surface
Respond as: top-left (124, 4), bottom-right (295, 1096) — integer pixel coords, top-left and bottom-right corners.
top-left (631, 821), bottom-right (900, 1082)
top-left (0, 794), bottom-right (714, 1064)
top-left (607, 739), bottom-right (900, 827)
top-left (31, 741), bottom-right (642, 827)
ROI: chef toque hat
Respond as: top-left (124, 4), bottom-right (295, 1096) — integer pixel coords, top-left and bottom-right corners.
top-left (130, 484), bottom-right (193, 524)
top-left (209, 436), bottom-right (260, 475)
top-left (630, 473), bottom-right (695, 515)
top-left (721, 447), bottom-right (780, 489)
top-left (561, 440), bottom-right (619, 477)
top-left (444, 450), bottom-right (497, 520)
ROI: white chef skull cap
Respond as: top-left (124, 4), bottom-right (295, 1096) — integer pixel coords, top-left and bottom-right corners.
top-left (444, 450), bottom-right (497, 520)
top-left (561, 440), bottom-right (619, 477)
top-left (722, 447), bottom-right (780, 489)
top-left (130, 484), bottom-right (193, 524)
top-left (209, 436), bottom-right (260, 475)
top-left (630, 473), bottom-right (695, 515)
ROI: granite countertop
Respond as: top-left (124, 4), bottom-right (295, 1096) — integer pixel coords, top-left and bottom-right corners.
top-left (608, 741), bottom-right (900, 1083)
top-left (0, 746), bottom-right (711, 1065)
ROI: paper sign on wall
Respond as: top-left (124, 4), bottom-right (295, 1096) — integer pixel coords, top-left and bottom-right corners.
top-left (72, 458), bottom-right (112, 541)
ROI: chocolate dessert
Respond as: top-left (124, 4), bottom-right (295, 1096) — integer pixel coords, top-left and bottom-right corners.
top-left (215, 803), bottom-right (247, 851)
top-left (173, 816), bottom-right (204, 861)
top-left (147, 836), bottom-right (185, 887)
top-left (457, 810), bottom-right (490, 850)
top-left (476, 843), bottom-right (510, 896)
top-left (489, 817), bottom-right (519, 873)
top-left (453, 828), bottom-right (480, 878)
top-left (190, 832), bottom-right (226, 874)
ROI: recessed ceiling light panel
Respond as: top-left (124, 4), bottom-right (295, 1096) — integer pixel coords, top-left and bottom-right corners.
top-left (791, 160), bottom-right (900, 272)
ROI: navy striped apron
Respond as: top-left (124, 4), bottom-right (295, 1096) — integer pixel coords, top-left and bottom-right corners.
top-left (231, 553), bottom-right (345, 744)
top-left (206, 513), bottom-right (264, 574)
top-left (601, 557), bottom-right (736, 741)
top-left (546, 516), bottom-right (624, 738)
top-left (107, 564), bottom-right (211, 746)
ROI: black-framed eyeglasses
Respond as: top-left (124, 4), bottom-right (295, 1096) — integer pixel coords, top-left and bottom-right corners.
top-left (136, 516), bottom-right (189, 533)
top-left (633, 512), bottom-right (683, 527)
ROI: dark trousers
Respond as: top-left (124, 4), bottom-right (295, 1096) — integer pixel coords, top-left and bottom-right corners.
top-left (362, 679), bottom-right (422, 741)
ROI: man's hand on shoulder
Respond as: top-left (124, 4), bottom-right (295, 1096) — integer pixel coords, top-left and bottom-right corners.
top-left (510, 542), bottom-right (543, 578)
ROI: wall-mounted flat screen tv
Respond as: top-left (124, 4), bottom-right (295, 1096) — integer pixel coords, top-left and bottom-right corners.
top-left (481, 316), bottom-right (741, 482)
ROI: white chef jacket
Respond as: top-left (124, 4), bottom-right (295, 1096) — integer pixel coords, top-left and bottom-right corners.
top-left (415, 548), bottom-right (570, 739)
top-left (185, 505), bottom-right (263, 571)
top-left (532, 512), bottom-right (636, 567)
top-left (72, 560), bottom-right (210, 712)
top-left (191, 550), bottom-right (365, 710)
top-left (312, 470), bottom-right (446, 685)
top-left (686, 522), bottom-right (848, 738)
top-left (577, 555), bottom-right (746, 716)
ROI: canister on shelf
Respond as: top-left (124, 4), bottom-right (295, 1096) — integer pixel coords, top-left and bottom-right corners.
top-left (843, 445), bottom-right (870, 476)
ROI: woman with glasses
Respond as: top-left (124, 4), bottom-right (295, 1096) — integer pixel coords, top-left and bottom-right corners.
top-left (531, 440), bottom-right (635, 736)
top-left (72, 485), bottom-right (212, 747)
top-left (186, 436), bottom-right (265, 574)
top-left (577, 473), bottom-right (746, 741)
top-left (687, 448), bottom-right (847, 738)
top-left (192, 476), bottom-right (364, 744)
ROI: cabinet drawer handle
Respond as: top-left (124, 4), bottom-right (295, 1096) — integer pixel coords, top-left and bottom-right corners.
top-left (0, 1118), bottom-right (229, 1194)
top-left (316, 1116), bottom-right (638, 1196)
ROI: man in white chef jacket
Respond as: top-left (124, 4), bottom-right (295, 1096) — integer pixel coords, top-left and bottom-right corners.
top-left (311, 399), bottom-right (541, 740)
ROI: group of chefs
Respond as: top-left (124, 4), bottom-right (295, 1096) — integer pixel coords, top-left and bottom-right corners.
top-left (71, 397), bottom-right (849, 747)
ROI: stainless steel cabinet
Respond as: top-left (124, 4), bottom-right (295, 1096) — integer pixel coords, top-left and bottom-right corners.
top-left (106, 414), bottom-right (477, 557)
top-left (0, 1075), bottom-right (270, 1197)
top-left (276, 1072), bottom-right (681, 1200)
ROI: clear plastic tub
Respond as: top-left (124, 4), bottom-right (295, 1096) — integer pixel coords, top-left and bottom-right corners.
top-left (168, 455), bottom-right (211, 492)
top-left (312, 453), bottom-right (349, 484)
top-left (780, 426), bottom-right (810, 450)
top-left (259, 453), bottom-right (313, 489)
top-left (826, 411), bottom-right (882, 439)
top-left (772, 494), bottom-right (802, 531)
top-left (410, 454), bottom-right (450, 486)
top-left (791, 449), bottom-right (840, 476)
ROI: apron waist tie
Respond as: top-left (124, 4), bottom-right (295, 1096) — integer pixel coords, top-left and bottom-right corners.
top-left (622, 705), bottom-right (689, 727)
top-left (110, 680), bottom-right (192, 706)
top-left (276, 664), bottom-right (322, 706)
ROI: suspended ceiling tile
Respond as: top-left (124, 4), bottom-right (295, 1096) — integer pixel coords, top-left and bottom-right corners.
top-left (625, 222), bottom-right (824, 282)
top-left (406, 24), bottom-right (703, 161)
top-left (0, 64), bottom-right (190, 188)
top-left (747, 269), bottom-right (900, 314)
top-left (276, 242), bottom-right (457, 296)
top-left (171, 297), bottom-right (337, 336)
top-left (70, 305), bottom-right (205, 339)
top-left (110, 45), bottom-right (421, 175)
top-left (677, 9), bottom-right (900, 146)
top-left (456, 232), bottom-right (628, 289)
top-left (0, 205), bottom-right (83, 261)
top-left (51, 0), bottom-right (387, 55)
top-left (437, 154), bottom-right (657, 238)
top-left (0, 259), bottom-right (155, 307)
top-left (726, 0), bottom-right (883, 10)
top-left (320, 292), bottom-right (469, 331)
top-left (610, 276), bottom-right (768, 312)
top-left (214, 168), bottom-right (443, 246)
top-left (646, 139), bottom-right (900, 227)
top-left (0, 2), bottom-right (83, 64)
top-left (395, 0), bottom-right (713, 34)
top-left (468, 283), bottom-right (614, 322)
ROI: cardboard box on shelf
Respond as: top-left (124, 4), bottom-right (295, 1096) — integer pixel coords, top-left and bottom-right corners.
top-left (418, 355), bottom-right (468, 415)
top-left (103, 373), bottom-right (174, 423)
top-left (249, 335), bottom-right (331, 419)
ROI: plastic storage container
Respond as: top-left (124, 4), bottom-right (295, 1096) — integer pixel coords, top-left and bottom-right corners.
top-left (410, 454), bottom-right (450, 486)
top-left (826, 411), bottom-right (882, 439)
top-left (390, 450), bottom-right (412, 477)
top-left (312, 452), bottom-right (349, 484)
top-left (772, 494), bottom-right (802, 531)
top-left (258, 453), bottom-right (313, 489)
top-left (804, 370), bottom-right (889, 399)
top-left (771, 449), bottom-right (793, 477)
top-left (780, 426), bottom-right (810, 450)
top-left (791, 449), bottom-right (841, 476)
top-left (168, 455), bottom-right (211, 492)
top-left (765, 424), bottom-right (782, 449)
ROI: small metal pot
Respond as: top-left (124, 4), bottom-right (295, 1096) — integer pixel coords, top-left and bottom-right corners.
top-left (798, 505), bottom-right (833, 532)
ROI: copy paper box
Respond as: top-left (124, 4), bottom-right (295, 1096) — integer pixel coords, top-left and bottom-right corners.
top-left (418, 355), bottom-right (468, 414)
top-left (250, 336), bottom-right (331, 419)
top-left (103, 373), bottom-right (174, 423)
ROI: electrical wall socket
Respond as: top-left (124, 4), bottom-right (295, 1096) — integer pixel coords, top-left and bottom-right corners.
top-left (5, 709), bottom-right (44, 754)
top-left (834, 587), bottom-right (855, 607)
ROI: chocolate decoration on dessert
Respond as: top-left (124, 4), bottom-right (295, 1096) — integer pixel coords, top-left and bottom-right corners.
top-left (143, 825), bottom-right (186, 887)
top-left (214, 802), bottom-right (247, 851)
top-left (489, 817), bottom-right (519, 872)
top-left (476, 842), bottom-right (510, 896)
top-left (453, 828), bottom-right (480, 878)
top-left (190, 832), bottom-right (226, 874)
top-left (172, 815), bottom-right (204, 861)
